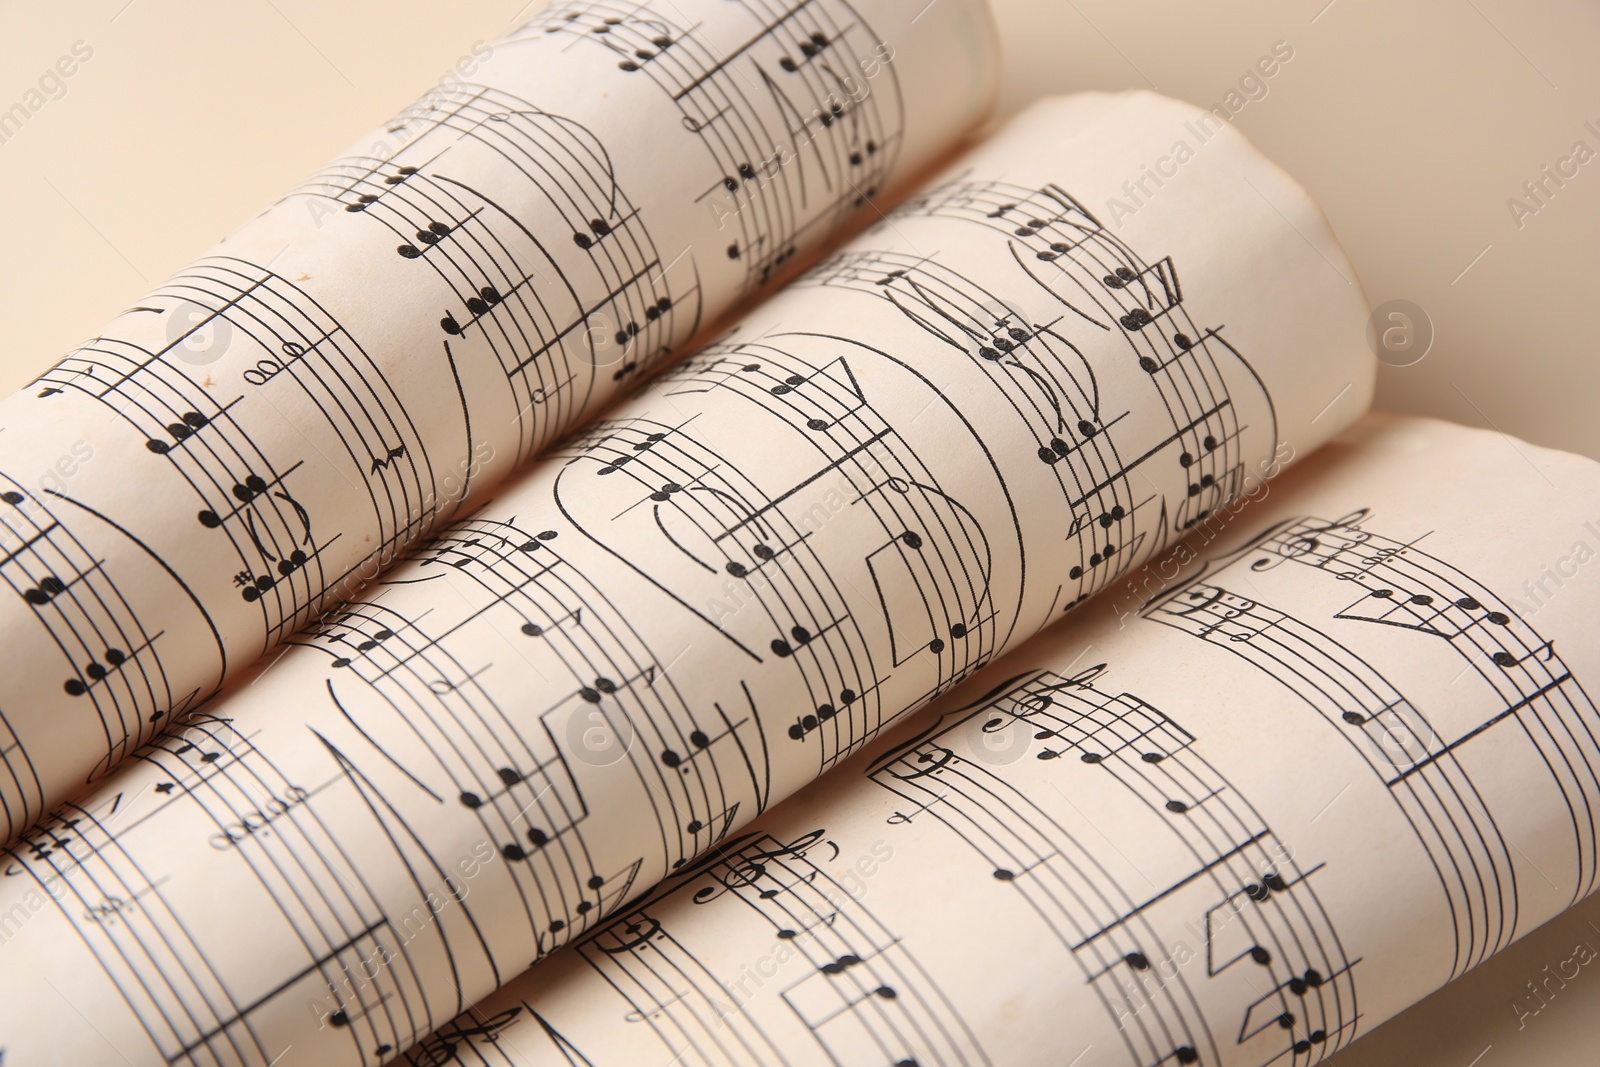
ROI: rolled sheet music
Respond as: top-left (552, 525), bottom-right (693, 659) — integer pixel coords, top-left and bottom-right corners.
top-left (427, 412), bottom-right (1600, 1067)
top-left (0, 91), bottom-right (1374, 1065)
top-left (0, 0), bottom-right (1002, 842)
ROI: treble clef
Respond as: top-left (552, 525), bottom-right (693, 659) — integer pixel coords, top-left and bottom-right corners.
top-left (1250, 509), bottom-right (1372, 571)
top-left (690, 829), bottom-right (835, 903)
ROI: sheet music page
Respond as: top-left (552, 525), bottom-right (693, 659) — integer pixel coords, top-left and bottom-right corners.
top-left (0, 91), bottom-right (1374, 1065)
top-left (0, 0), bottom-right (1002, 844)
top-left (411, 412), bottom-right (1600, 1067)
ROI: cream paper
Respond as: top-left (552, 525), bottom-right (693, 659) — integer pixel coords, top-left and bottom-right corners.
top-left (0, 91), bottom-right (1374, 1066)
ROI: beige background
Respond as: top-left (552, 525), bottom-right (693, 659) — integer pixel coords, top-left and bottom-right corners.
top-left (0, 0), bottom-right (1595, 1062)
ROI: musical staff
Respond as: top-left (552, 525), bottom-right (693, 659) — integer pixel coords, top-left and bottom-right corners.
top-left (799, 176), bottom-right (1278, 611)
top-left (1145, 509), bottom-right (1600, 979)
top-left (0, 90), bottom-right (1382, 1067)
top-left (563, 336), bottom-right (1018, 771)
top-left (869, 669), bottom-right (1359, 1067)
top-left (515, 0), bottom-right (906, 289)
top-left (387, 415), bottom-right (1600, 1067)
top-left (0, 0), bottom-right (993, 848)
top-left (578, 830), bottom-right (989, 1067)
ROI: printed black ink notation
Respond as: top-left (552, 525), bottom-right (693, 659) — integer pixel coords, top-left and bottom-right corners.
top-left (0, 716), bottom-right (440, 1065)
top-left (893, 178), bottom-right (1280, 543)
top-left (800, 249), bottom-right (1175, 611)
top-left (1150, 511), bottom-right (1600, 979)
top-left (0, 477), bottom-right (221, 839)
top-left (564, 334), bottom-right (1017, 770)
top-left (516, 0), bottom-right (905, 290)
top-left (870, 668), bottom-right (1358, 1067)
top-left (168, 259), bottom-right (437, 558)
top-left (32, 295), bottom-right (361, 647)
top-left (1146, 578), bottom-right (1518, 981)
top-left (404, 1006), bottom-right (594, 1067)
top-left (579, 829), bottom-right (992, 1066)
top-left (297, 514), bottom-right (771, 898)
top-left (557, 411), bottom-right (890, 770)
top-left (294, 84), bottom-right (703, 465)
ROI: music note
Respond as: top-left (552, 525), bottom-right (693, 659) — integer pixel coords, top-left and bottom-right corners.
top-left (20, 574), bottom-right (68, 606)
top-left (991, 852), bottom-right (1055, 882)
top-left (685, 801), bottom-right (738, 839)
top-left (397, 220), bottom-right (455, 258)
top-left (63, 642), bottom-right (150, 697)
top-left (573, 211), bottom-right (638, 250)
top-left (144, 411), bottom-right (211, 454)
top-left (519, 607), bottom-right (582, 637)
top-left (778, 32), bottom-right (834, 73)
